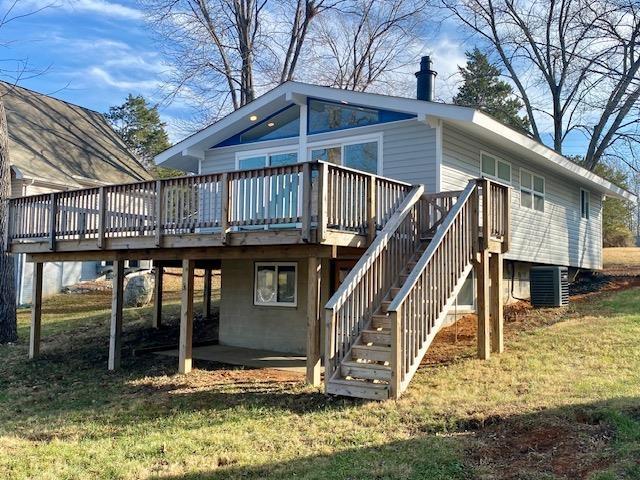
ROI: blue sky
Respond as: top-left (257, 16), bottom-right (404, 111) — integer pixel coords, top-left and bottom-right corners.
top-left (0, 0), bottom-right (193, 141)
top-left (1, 0), bottom-right (590, 155)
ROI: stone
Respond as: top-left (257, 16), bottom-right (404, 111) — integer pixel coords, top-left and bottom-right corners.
top-left (124, 270), bottom-right (155, 307)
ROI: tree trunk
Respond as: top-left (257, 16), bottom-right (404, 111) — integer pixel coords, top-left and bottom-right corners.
top-left (0, 97), bottom-right (17, 343)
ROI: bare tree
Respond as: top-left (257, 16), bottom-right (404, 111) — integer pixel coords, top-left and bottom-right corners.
top-left (443, 0), bottom-right (640, 170)
top-left (142, 0), bottom-right (338, 120)
top-left (307, 0), bottom-right (429, 92)
top-left (0, 1), bottom-right (52, 343)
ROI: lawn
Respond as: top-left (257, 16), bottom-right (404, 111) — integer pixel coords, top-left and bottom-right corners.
top-left (1, 276), bottom-right (639, 479)
top-left (603, 247), bottom-right (640, 275)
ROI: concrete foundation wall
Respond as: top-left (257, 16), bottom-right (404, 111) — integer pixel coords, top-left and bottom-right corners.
top-left (219, 258), bottom-right (319, 354)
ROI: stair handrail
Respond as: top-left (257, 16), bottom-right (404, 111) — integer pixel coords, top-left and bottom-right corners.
top-left (386, 179), bottom-right (479, 398)
top-left (324, 184), bottom-right (425, 380)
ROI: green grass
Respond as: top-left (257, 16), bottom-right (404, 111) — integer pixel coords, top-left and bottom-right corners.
top-left (1, 283), bottom-right (640, 479)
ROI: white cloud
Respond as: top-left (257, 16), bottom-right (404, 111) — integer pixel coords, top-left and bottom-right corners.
top-left (9, 0), bottom-right (143, 21)
top-left (87, 66), bottom-right (160, 91)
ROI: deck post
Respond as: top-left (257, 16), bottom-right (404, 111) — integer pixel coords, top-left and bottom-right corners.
top-left (301, 163), bottom-right (312, 242)
top-left (97, 186), bottom-right (106, 249)
top-left (220, 173), bottom-right (230, 244)
top-left (317, 162), bottom-right (328, 243)
top-left (155, 180), bottom-right (164, 247)
top-left (490, 252), bottom-right (504, 353)
top-left (48, 192), bottom-right (57, 251)
top-left (28, 262), bottom-right (43, 359)
top-left (179, 259), bottom-right (195, 374)
top-left (203, 267), bottom-right (212, 319)
top-left (306, 257), bottom-right (322, 385)
top-left (152, 264), bottom-right (163, 329)
top-left (476, 249), bottom-right (491, 360)
top-left (108, 259), bottom-right (125, 371)
top-left (367, 174), bottom-right (377, 244)
top-left (389, 307), bottom-right (402, 400)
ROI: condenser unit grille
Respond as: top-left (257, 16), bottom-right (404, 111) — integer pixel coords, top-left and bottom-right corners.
top-left (530, 266), bottom-right (569, 307)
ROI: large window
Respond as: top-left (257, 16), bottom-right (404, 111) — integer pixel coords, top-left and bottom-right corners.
top-left (237, 150), bottom-right (298, 169)
top-left (309, 136), bottom-right (380, 174)
top-left (581, 189), bottom-right (590, 220)
top-left (481, 152), bottom-right (511, 183)
top-left (217, 105), bottom-right (300, 147)
top-left (308, 99), bottom-right (414, 134)
top-left (254, 262), bottom-right (297, 307)
top-left (520, 169), bottom-right (545, 212)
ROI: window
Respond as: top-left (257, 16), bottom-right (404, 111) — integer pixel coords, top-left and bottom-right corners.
top-left (307, 99), bottom-right (415, 134)
top-left (581, 189), bottom-right (590, 219)
top-left (216, 105), bottom-right (300, 147)
top-left (520, 169), bottom-right (545, 212)
top-left (480, 152), bottom-right (511, 183)
top-left (309, 136), bottom-right (380, 174)
top-left (237, 150), bottom-right (298, 169)
top-left (254, 262), bottom-right (297, 306)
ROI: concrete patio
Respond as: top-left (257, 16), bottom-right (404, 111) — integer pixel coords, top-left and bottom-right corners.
top-left (155, 345), bottom-right (313, 374)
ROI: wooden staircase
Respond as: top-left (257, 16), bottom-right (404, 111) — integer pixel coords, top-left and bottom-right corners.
top-left (324, 178), bottom-right (511, 400)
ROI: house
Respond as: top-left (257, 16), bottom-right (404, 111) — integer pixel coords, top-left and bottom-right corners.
top-left (3, 82), bottom-right (152, 304)
top-left (9, 58), bottom-right (635, 400)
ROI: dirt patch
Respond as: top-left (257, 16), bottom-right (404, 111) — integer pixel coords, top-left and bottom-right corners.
top-left (468, 415), bottom-right (615, 479)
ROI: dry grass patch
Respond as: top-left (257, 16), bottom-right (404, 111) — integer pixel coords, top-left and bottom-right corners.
top-left (0, 277), bottom-right (639, 479)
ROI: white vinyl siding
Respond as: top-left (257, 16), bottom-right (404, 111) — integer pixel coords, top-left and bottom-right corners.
top-left (202, 119), bottom-right (438, 192)
top-left (441, 123), bottom-right (602, 269)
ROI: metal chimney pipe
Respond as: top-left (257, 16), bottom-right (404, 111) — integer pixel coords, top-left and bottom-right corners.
top-left (415, 56), bottom-right (437, 102)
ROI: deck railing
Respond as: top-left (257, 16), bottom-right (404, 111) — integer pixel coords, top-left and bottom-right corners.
top-left (323, 186), bottom-right (425, 380)
top-left (7, 161), bottom-right (411, 251)
top-left (387, 178), bottom-right (511, 398)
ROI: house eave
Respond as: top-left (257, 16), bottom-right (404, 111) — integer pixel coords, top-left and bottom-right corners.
top-left (156, 81), bottom-right (636, 202)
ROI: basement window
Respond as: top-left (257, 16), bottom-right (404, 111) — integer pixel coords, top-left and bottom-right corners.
top-left (581, 189), bottom-right (590, 220)
top-left (254, 262), bottom-right (297, 307)
top-left (520, 169), bottom-right (545, 212)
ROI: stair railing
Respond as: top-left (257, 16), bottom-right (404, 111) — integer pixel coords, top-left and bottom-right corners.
top-left (386, 179), bottom-right (480, 399)
top-left (324, 185), bottom-right (424, 383)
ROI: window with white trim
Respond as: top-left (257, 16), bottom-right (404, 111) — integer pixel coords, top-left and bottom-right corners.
top-left (481, 152), bottom-right (511, 183)
top-left (309, 136), bottom-right (380, 174)
top-left (581, 189), bottom-right (590, 219)
top-left (254, 262), bottom-right (297, 307)
top-left (237, 150), bottom-right (298, 170)
top-left (520, 169), bottom-right (545, 212)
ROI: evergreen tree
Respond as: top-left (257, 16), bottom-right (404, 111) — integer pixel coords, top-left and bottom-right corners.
top-left (453, 48), bottom-right (529, 132)
top-left (105, 95), bottom-right (171, 171)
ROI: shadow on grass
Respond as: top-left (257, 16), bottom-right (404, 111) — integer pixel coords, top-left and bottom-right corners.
top-left (147, 397), bottom-right (640, 480)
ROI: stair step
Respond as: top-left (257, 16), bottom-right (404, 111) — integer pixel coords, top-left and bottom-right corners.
top-left (341, 361), bottom-right (392, 381)
top-left (372, 315), bottom-right (391, 329)
top-left (362, 329), bottom-right (391, 345)
top-left (390, 287), bottom-right (401, 297)
top-left (352, 344), bottom-right (391, 362)
top-left (327, 378), bottom-right (389, 400)
top-left (380, 300), bottom-right (391, 313)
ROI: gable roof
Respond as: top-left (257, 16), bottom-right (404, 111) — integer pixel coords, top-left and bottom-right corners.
top-left (2, 82), bottom-right (151, 189)
top-left (156, 81), bottom-right (635, 201)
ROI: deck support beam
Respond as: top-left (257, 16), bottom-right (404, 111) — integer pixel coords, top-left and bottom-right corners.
top-left (476, 249), bottom-right (491, 360)
top-left (179, 259), bottom-right (195, 374)
top-left (108, 260), bottom-right (125, 370)
top-left (203, 267), bottom-right (212, 319)
top-left (490, 253), bottom-right (504, 354)
top-left (152, 264), bottom-right (163, 329)
top-left (28, 262), bottom-right (43, 359)
top-left (306, 257), bottom-right (322, 385)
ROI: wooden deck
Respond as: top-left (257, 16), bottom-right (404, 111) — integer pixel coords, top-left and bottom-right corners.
top-left (8, 161), bottom-right (410, 260)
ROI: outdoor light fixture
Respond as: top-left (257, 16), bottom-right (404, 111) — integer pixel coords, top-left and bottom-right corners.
top-left (267, 122), bottom-right (275, 127)
top-left (249, 115), bottom-right (258, 121)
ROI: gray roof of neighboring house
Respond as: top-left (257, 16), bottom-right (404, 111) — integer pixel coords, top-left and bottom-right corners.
top-left (2, 82), bottom-right (151, 189)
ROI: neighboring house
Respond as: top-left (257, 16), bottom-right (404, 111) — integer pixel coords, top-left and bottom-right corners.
top-left (9, 58), bottom-right (636, 400)
top-left (3, 82), bottom-right (151, 304)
